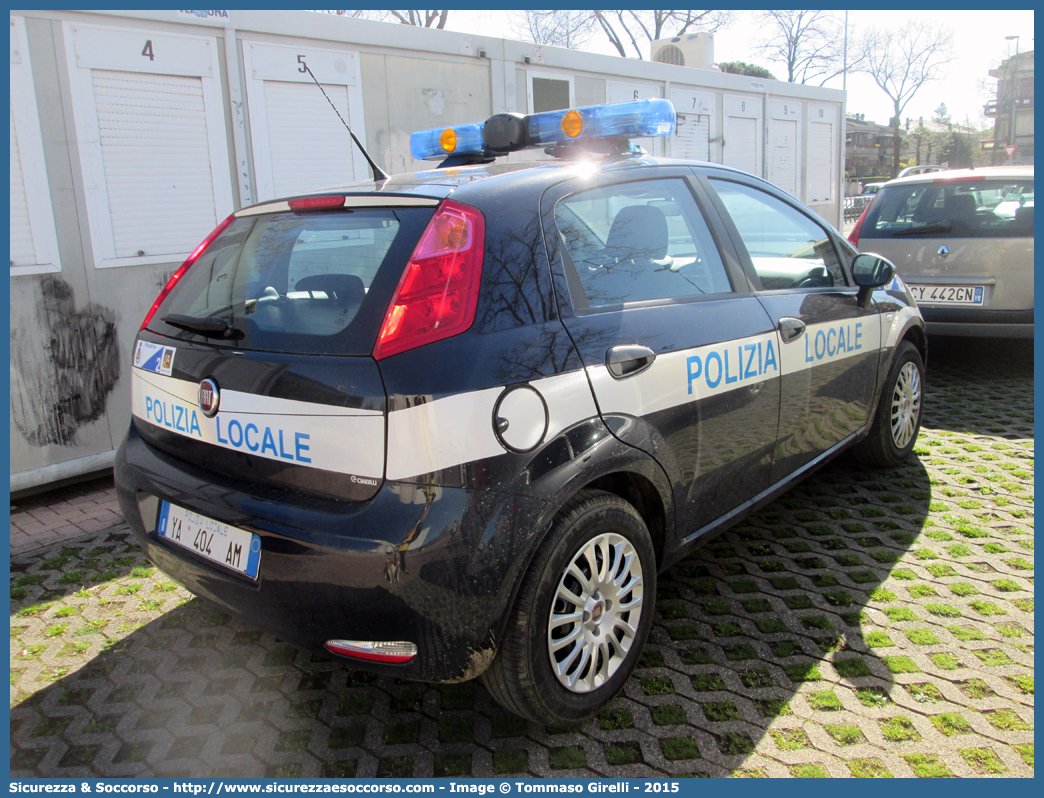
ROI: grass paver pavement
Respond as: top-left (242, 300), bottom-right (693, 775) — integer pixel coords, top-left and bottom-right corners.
top-left (10, 340), bottom-right (1033, 777)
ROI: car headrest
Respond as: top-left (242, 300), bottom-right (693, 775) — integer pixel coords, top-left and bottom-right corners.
top-left (605, 205), bottom-right (669, 262)
top-left (946, 194), bottom-right (976, 219)
top-left (1014, 205), bottom-right (1034, 230)
top-left (294, 273), bottom-right (365, 304)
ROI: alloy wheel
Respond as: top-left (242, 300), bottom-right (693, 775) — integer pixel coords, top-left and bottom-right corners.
top-left (546, 532), bottom-right (644, 693)
top-left (890, 361), bottom-right (922, 449)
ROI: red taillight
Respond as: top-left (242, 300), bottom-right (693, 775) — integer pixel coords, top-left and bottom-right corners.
top-left (288, 195), bottom-right (346, 211)
top-left (373, 199), bottom-right (485, 360)
top-left (140, 213), bottom-right (236, 330)
top-left (848, 203), bottom-right (871, 248)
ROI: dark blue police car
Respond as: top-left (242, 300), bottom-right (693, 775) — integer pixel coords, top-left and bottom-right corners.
top-left (115, 99), bottom-right (926, 725)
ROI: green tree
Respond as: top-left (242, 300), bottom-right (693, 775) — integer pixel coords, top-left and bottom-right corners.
top-left (909, 123), bottom-right (948, 165)
top-left (940, 129), bottom-right (980, 169)
top-left (718, 61), bottom-right (777, 80)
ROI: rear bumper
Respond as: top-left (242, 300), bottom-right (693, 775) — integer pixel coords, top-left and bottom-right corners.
top-left (920, 308), bottom-right (1033, 338)
top-left (115, 426), bottom-right (549, 682)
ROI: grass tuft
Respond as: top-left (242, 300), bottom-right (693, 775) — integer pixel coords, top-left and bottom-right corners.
top-left (904, 754), bottom-right (954, 778)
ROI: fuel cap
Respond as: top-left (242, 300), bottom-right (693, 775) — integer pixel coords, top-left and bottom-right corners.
top-left (492, 384), bottom-right (548, 453)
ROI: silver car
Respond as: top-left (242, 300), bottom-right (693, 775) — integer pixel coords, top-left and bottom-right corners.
top-left (849, 166), bottom-right (1033, 338)
top-left (896, 164), bottom-right (947, 178)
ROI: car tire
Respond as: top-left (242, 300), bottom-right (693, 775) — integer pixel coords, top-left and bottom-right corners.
top-left (852, 340), bottom-right (924, 468)
top-left (481, 489), bottom-right (656, 726)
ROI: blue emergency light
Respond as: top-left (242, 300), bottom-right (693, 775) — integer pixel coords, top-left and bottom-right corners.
top-left (410, 98), bottom-right (677, 161)
top-left (527, 99), bottom-right (676, 145)
top-left (409, 121), bottom-right (485, 162)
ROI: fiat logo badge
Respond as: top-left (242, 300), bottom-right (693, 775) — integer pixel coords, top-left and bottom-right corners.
top-left (198, 378), bottom-right (220, 417)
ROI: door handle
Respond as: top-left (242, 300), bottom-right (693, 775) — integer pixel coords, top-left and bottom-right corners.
top-left (778, 317), bottom-right (806, 343)
top-left (605, 345), bottom-right (656, 380)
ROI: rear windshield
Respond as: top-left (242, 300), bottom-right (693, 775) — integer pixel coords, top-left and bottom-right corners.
top-left (149, 208), bottom-right (433, 355)
top-left (863, 178), bottom-right (1034, 239)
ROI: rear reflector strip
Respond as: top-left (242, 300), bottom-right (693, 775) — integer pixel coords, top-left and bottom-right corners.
top-left (324, 639), bottom-right (418, 664)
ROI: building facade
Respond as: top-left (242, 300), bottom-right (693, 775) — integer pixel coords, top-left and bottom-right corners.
top-left (845, 114), bottom-right (896, 179)
top-left (983, 49), bottom-right (1034, 165)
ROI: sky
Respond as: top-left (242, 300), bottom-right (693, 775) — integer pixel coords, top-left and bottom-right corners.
top-left (444, 9), bottom-right (1034, 131)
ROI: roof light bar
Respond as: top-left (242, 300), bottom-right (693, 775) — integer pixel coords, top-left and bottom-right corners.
top-left (324, 639), bottom-right (418, 664)
top-left (527, 98), bottom-right (676, 146)
top-left (410, 99), bottom-right (678, 162)
top-left (411, 121), bottom-right (485, 161)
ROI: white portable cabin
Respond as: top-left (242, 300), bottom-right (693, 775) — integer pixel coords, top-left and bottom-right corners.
top-left (9, 9), bottom-right (846, 491)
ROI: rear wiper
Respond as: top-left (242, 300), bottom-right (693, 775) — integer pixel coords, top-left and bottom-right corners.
top-left (162, 314), bottom-right (243, 339)
top-left (892, 223), bottom-right (952, 236)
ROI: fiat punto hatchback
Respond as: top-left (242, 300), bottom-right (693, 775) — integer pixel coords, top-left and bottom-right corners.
top-left (116, 99), bottom-right (926, 725)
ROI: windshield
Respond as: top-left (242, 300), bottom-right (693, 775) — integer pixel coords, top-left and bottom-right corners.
top-left (863, 178), bottom-right (1034, 238)
top-left (148, 208), bottom-right (434, 355)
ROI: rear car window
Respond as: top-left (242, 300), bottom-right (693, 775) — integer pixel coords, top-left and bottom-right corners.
top-left (149, 208), bottom-right (433, 355)
top-left (863, 179), bottom-right (1034, 239)
top-left (555, 178), bottom-right (732, 307)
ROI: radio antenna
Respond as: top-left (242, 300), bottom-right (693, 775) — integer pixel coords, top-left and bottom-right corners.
top-left (301, 62), bottom-right (389, 182)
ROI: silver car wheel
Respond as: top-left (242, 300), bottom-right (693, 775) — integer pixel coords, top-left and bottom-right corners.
top-left (890, 361), bottom-right (922, 450)
top-left (547, 532), bottom-right (644, 693)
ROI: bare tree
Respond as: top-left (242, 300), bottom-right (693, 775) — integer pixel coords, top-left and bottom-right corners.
top-left (388, 10), bottom-right (449, 28)
top-left (591, 10), bottom-right (732, 60)
top-left (755, 11), bottom-right (864, 85)
top-left (861, 23), bottom-right (955, 177)
top-left (338, 10), bottom-right (451, 29)
top-left (509, 10), bottom-right (596, 49)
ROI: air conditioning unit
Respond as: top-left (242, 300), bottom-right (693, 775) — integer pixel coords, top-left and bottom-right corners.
top-left (650, 32), bottom-right (715, 70)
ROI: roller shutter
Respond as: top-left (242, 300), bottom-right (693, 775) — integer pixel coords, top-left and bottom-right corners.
top-left (262, 80), bottom-right (356, 199)
top-left (725, 117), bottom-right (757, 173)
top-left (768, 101), bottom-right (801, 197)
top-left (671, 89), bottom-right (715, 162)
top-left (724, 95), bottom-right (762, 176)
top-left (676, 114), bottom-right (710, 161)
top-left (807, 105), bottom-right (837, 204)
top-left (92, 70), bottom-right (216, 259)
top-left (768, 119), bottom-right (798, 195)
top-left (243, 42), bottom-right (367, 204)
top-left (63, 22), bottom-right (232, 269)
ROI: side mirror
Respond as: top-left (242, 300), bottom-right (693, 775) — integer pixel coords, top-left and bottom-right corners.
top-left (852, 253), bottom-right (896, 287)
top-left (852, 253), bottom-right (896, 308)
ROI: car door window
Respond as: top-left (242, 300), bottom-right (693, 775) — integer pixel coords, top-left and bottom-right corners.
top-left (711, 179), bottom-right (848, 289)
top-left (555, 178), bottom-right (732, 307)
